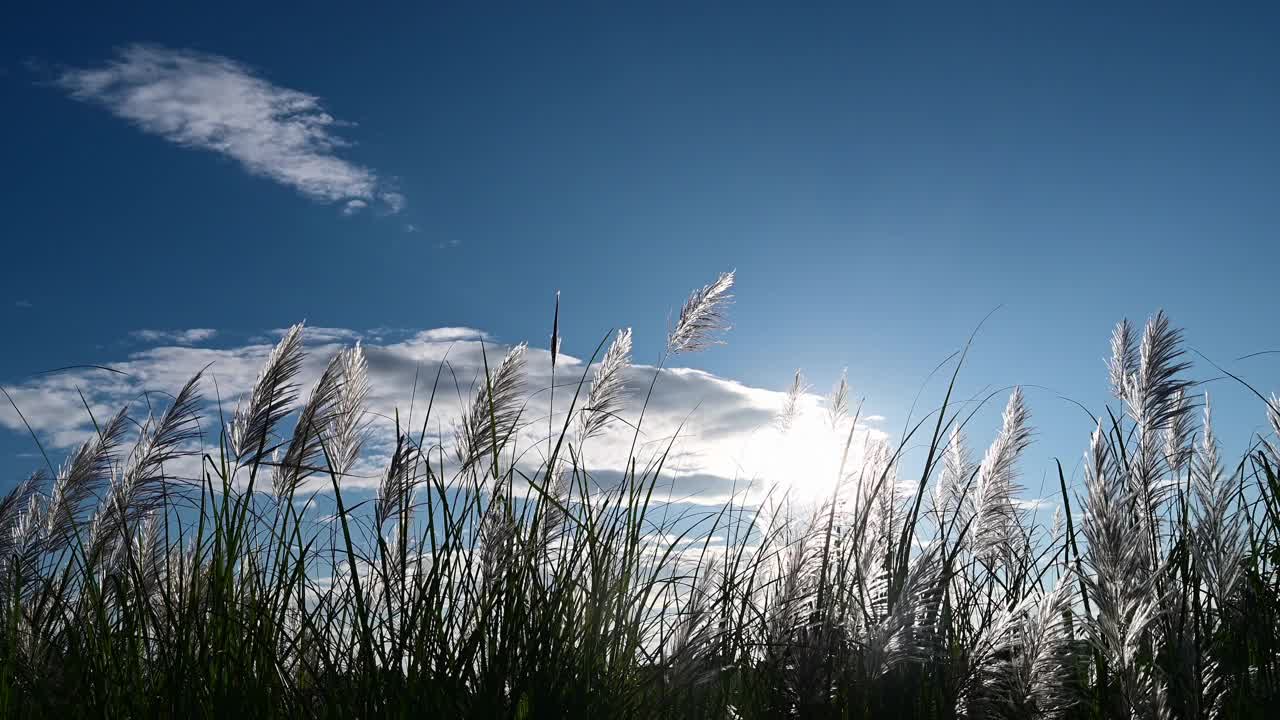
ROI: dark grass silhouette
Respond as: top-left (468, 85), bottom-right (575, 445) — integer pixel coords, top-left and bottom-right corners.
top-left (1, 273), bottom-right (1277, 718)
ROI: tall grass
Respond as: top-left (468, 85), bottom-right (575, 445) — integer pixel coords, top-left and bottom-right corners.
top-left (1, 276), bottom-right (1277, 718)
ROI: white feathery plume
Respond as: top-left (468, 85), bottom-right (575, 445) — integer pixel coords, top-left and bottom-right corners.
top-left (666, 270), bottom-right (734, 355)
top-left (840, 435), bottom-right (893, 592)
top-left (1190, 396), bottom-right (1242, 719)
top-left (859, 542), bottom-right (941, 679)
top-left (477, 491), bottom-right (516, 594)
top-left (1109, 318), bottom-right (1138, 401)
top-left (325, 342), bottom-right (371, 479)
top-left (1005, 573), bottom-right (1079, 719)
top-left (776, 369), bottom-right (808, 432)
top-left (88, 372), bottom-right (203, 569)
top-left (229, 323), bottom-right (306, 465)
top-left (0, 472), bottom-right (46, 579)
top-left (577, 328), bottom-right (632, 442)
top-left (541, 463), bottom-right (574, 548)
top-left (274, 351), bottom-right (344, 496)
top-left (0, 472), bottom-right (42, 540)
top-left (464, 344), bottom-right (528, 592)
top-left (1266, 393), bottom-right (1280, 465)
top-left (1049, 504), bottom-right (1064, 545)
top-left (934, 426), bottom-right (973, 528)
top-left (669, 559), bottom-right (719, 676)
top-left (764, 513), bottom-right (820, 652)
top-left (1191, 395), bottom-right (1244, 612)
top-left (456, 342), bottom-right (527, 473)
top-left (956, 595), bottom-right (1028, 718)
top-left (127, 510), bottom-right (168, 607)
top-left (1162, 388), bottom-right (1194, 476)
top-left (43, 409), bottom-right (130, 553)
top-left (1123, 311), bottom-right (1192, 557)
top-left (853, 437), bottom-right (898, 561)
top-left (967, 388), bottom-right (1033, 556)
top-left (6, 493), bottom-right (48, 587)
top-left (373, 433), bottom-right (422, 595)
top-left (826, 369), bottom-right (850, 430)
top-left (374, 433), bottom-right (421, 531)
top-left (1081, 421), bottom-right (1168, 719)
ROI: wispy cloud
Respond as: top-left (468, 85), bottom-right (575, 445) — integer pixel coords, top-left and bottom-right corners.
top-left (129, 328), bottom-right (217, 345)
top-left (14, 300), bottom-right (33, 309)
top-left (56, 45), bottom-right (404, 214)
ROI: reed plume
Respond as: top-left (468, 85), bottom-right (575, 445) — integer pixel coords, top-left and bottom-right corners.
top-left (374, 433), bottom-right (420, 531)
top-left (1081, 422), bottom-right (1168, 720)
top-left (1109, 318), bottom-right (1138, 401)
top-left (274, 350), bottom-right (344, 496)
top-left (326, 342), bottom-right (371, 478)
top-left (229, 323), bottom-right (306, 466)
top-left (967, 387), bottom-right (1032, 556)
top-left (776, 369), bottom-right (807, 432)
top-left (667, 270), bottom-right (734, 355)
top-left (43, 408), bottom-right (130, 554)
top-left (578, 328), bottom-right (632, 442)
top-left (0, 471), bottom-right (45, 576)
top-left (87, 371), bottom-right (203, 570)
top-left (456, 342), bottom-right (527, 473)
top-left (1191, 395), bottom-right (1243, 612)
top-left (826, 369), bottom-right (850, 430)
top-left (932, 427), bottom-right (972, 530)
top-left (1004, 573), bottom-right (1078, 719)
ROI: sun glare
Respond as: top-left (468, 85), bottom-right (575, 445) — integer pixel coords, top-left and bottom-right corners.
top-left (741, 409), bottom-right (878, 508)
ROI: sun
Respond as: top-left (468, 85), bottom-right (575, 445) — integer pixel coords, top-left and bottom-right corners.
top-left (742, 410), bottom-right (873, 508)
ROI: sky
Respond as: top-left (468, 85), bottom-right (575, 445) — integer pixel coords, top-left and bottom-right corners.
top-left (3, 1), bottom-right (1280, 511)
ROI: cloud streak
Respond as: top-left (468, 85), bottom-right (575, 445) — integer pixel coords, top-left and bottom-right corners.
top-left (56, 45), bottom-right (403, 214)
top-left (129, 328), bottom-right (217, 345)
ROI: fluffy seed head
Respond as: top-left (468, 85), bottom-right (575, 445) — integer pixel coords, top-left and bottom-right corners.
top-left (229, 323), bottom-right (306, 465)
top-left (667, 270), bottom-right (734, 355)
top-left (578, 328), bottom-right (632, 442)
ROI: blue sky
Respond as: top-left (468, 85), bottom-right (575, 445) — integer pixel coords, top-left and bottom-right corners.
top-left (3, 1), bottom-right (1280, 503)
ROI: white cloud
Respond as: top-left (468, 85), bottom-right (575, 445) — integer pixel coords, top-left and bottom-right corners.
top-left (57, 45), bottom-right (404, 214)
top-left (0, 325), bottom-right (881, 507)
top-left (129, 328), bottom-right (217, 345)
top-left (409, 327), bottom-right (487, 343)
top-left (342, 199), bottom-right (368, 216)
top-left (263, 326), bottom-right (364, 344)
top-left (381, 192), bottom-right (406, 214)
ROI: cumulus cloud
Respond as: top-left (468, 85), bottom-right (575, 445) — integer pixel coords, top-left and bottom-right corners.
top-left (0, 325), bottom-right (884, 507)
top-left (56, 45), bottom-right (404, 214)
top-left (129, 328), bottom-right (217, 345)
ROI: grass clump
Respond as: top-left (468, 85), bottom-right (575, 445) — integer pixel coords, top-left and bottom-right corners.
top-left (1, 273), bottom-right (1278, 718)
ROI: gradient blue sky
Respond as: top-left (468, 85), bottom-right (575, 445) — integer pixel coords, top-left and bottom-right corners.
top-left (3, 1), bottom-right (1279, 495)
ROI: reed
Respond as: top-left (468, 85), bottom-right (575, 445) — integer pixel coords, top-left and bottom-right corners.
top-left (0, 280), bottom-right (1276, 718)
